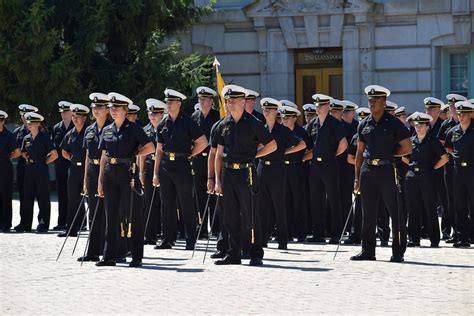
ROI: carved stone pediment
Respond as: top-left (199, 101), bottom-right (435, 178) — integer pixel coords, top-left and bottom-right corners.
top-left (246, 0), bottom-right (372, 17)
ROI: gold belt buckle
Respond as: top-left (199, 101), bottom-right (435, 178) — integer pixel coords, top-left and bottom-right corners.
top-left (461, 162), bottom-right (468, 167)
top-left (232, 163), bottom-right (240, 170)
top-left (264, 161), bottom-right (271, 166)
top-left (110, 157), bottom-right (117, 164)
top-left (151, 154), bottom-right (156, 161)
top-left (372, 159), bottom-right (380, 166)
top-left (169, 152), bottom-right (175, 161)
top-left (414, 167), bottom-right (419, 172)
top-left (93, 159), bottom-right (100, 165)
top-left (76, 162), bottom-right (82, 166)
top-left (316, 157), bottom-right (322, 162)
top-left (284, 160), bottom-right (290, 165)
top-left (202, 152), bottom-right (208, 157)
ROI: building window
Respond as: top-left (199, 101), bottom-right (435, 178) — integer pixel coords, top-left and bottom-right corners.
top-left (443, 48), bottom-right (473, 98)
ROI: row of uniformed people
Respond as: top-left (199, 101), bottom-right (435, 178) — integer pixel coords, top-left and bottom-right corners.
top-left (1, 86), bottom-right (472, 266)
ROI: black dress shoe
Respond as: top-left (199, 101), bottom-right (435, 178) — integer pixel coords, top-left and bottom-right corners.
top-left (77, 255), bottom-right (100, 262)
top-left (343, 238), bottom-right (360, 245)
top-left (185, 242), bottom-right (195, 251)
top-left (328, 238), bottom-right (339, 245)
top-left (116, 257), bottom-right (127, 263)
top-left (241, 251), bottom-right (251, 260)
top-left (249, 258), bottom-right (263, 266)
top-left (307, 237), bottom-right (326, 243)
top-left (296, 237), bottom-right (306, 243)
top-left (52, 225), bottom-right (66, 231)
top-left (144, 238), bottom-right (157, 245)
top-left (446, 237), bottom-right (458, 244)
top-left (453, 241), bottom-right (470, 248)
top-left (210, 251), bottom-right (226, 259)
top-left (407, 241), bottom-right (420, 247)
top-left (214, 255), bottom-right (241, 265)
top-left (430, 243), bottom-right (439, 248)
top-left (154, 242), bottom-right (173, 249)
top-left (380, 240), bottom-right (389, 247)
top-left (390, 255), bottom-right (404, 263)
top-left (441, 233), bottom-right (451, 240)
top-left (129, 260), bottom-right (142, 267)
top-left (278, 244), bottom-right (288, 250)
top-left (14, 225), bottom-right (30, 233)
top-left (95, 260), bottom-right (116, 266)
top-left (57, 231), bottom-right (77, 237)
top-left (1, 227), bottom-right (11, 233)
top-left (198, 232), bottom-right (209, 240)
top-left (350, 252), bottom-right (376, 261)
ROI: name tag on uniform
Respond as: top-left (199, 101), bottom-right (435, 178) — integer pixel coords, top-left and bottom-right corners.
top-left (104, 131), bottom-right (113, 136)
top-left (362, 126), bottom-right (373, 134)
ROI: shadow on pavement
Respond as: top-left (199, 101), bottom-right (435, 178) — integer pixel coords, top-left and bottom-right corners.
top-left (255, 264), bottom-right (332, 272)
top-left (138, 263), bottom-right (205, 273)
top-left (402, 260), bottom-right (474, 269)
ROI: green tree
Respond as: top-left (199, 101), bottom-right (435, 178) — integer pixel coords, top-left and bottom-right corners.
top-left (0, 0), bottom-right (214, 125)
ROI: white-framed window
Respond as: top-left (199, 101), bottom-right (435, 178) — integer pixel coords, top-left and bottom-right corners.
top-left (442, 47), bottom-right (473, 98)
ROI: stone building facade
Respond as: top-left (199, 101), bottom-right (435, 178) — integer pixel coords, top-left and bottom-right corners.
top-left (178, 0), bottom-right (473, 112)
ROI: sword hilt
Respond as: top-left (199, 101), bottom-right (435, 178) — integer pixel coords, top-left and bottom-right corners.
top-left (127, 223), bottom-right (132, 238)
top-left (251, 228), bottom-right (255, 244)
top-left (198, 212), bottom-right (202, 225)
top-left (248, 166), bottom-right (253, 186)
top-left (120, 222), bottom-right (125, 237)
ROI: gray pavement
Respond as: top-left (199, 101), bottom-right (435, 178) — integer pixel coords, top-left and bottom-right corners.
top-left (1, 198), bottom-right (473, 315)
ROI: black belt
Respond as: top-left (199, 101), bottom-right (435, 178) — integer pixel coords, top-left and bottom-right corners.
top-left (312, 155), bottom-right (335, 162)
top-left (89, 158), bottom-right (100, 165)
top-left (409, 165), bottom-right (430, 172)
top-left (260, 160), bottom-right (284, 166)
top-left (26, 159), bottom-right (45, 165)
top-left (106, 157), bottom-right (132, 165)
top-left (163, 151), bottom-right (188, 161)
top-left (454, 161), bottom-right (470, 168)
top-left (146, 153), bottom-right (156, 161)
top-left (284, 160), bottom-right (301, 165)
top-left (223, 162), bottom-right (253, 170)
top-left (364, 158), bottom-right (392, 166)
top-left (70, 161), bottom-right (84, 167)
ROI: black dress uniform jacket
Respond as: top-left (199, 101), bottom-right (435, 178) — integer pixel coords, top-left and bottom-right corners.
top-left (215, 111), bottom-right (273, 260)
top-left (82, 121), bottom-right (108, 257)
top-left (445, 120), bottom-right (474, 243)
top-left (307, 114), bottom-right (346, 240)
top-left (357, 112), bottom-right (409, 257)
top-left (258, 123), bottom-right (299, 246)
top-left (21, 131), bottom-right (54, 230)
top-left (156, 112), bottom-right (204, 246)
top-left (404, 134), bottom-right (445, 245)
top-left (99, 119), bottom-right (150, 262)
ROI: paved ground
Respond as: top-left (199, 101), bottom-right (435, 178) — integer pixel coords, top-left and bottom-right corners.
top-left (1, 198), bottom-right (473, 315)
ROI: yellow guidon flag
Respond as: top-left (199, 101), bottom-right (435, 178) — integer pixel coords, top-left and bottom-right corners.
top-left (213, 57), bottom-right (226, 118)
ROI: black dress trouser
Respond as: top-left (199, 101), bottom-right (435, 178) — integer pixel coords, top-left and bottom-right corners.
top-left (159, 159), bottom-right (196, 245)
top-left (0, 160), bottom-right (14, 229)
top-left (22, 163), bottom-right (51, 230)
top-left (285, 162), bottom-right (307, 240)
top-left (86, 163), bottom-right (105, 257)
top-left (222, 166), bottom-right (263, 260)
top-left (360, 163), bottom-right (407, 257)
top-left (66, 164), bottom-right (86, 234)
top-left (103, 163), bottom-right (144, 262)
top-left (405, 171), bottom-right (440, 245)
top-left (452, 165), bottom-right (474, 243)
top-left (143, 160), bottom-right (161, 240)
top-left (309, 159), bottom-right (342, 239)
top-left (258, 162), bottom-right (288, 246)
top-left (55, 160), bottom-right (70, 227)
